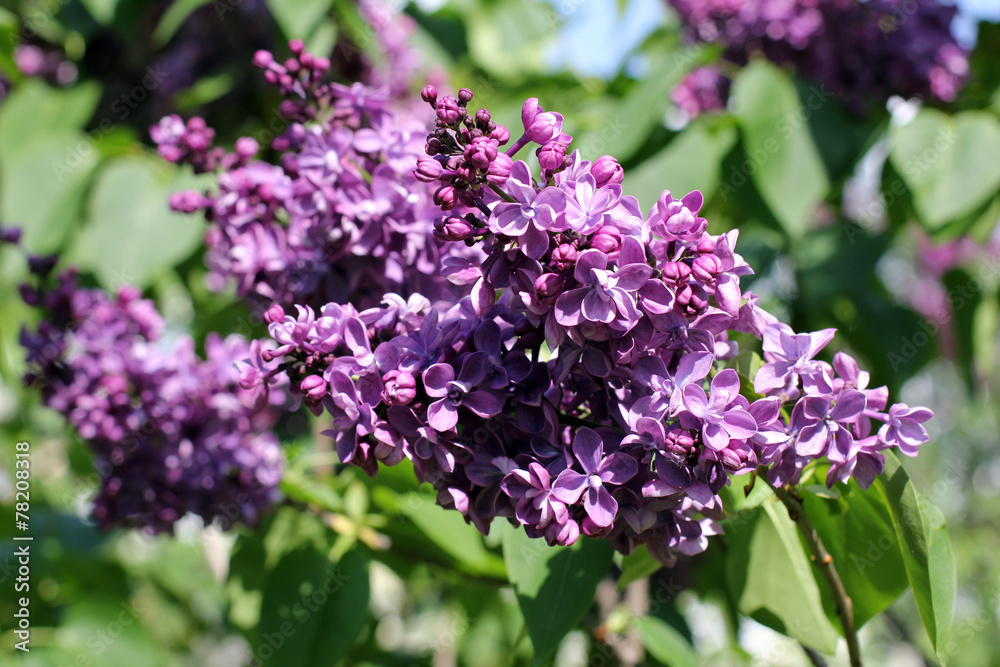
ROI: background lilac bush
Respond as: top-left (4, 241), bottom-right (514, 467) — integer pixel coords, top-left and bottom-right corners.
top-left (1, 0), bottom-right (999, 665)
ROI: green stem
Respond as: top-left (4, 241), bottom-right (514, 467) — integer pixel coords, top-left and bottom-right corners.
top-left (488, 182), bottom-right (517, 203)
top-left (766, 477), bottom-right (863, 667)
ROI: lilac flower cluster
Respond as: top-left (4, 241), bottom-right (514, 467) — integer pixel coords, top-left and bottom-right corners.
top-left (11, 239), bottom-right (284, 534)
top-left (253, 93), bottom-right (933, 564)
top-left (156, 41), bottom-right (474, 312)
top-left (667, 0), bottom-right (968, 115)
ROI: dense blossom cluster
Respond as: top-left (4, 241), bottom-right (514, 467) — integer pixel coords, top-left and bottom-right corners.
top-left (10, 239), bottom-right (284, 533)
top-left (249, 90), bottom-right (934, 564)
top-left (667, 0), bottom-right (968, 116)
top-left (155, 40), bottom-right (472, 312)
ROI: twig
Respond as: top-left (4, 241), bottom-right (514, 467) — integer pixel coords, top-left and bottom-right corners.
top-left (767, 479), bottom-right (863, 667)
top-left (803, 645), bottom-right (830, 667)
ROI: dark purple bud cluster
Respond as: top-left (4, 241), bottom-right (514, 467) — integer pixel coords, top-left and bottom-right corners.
top-left (418, 85), bottom-right (514, 211)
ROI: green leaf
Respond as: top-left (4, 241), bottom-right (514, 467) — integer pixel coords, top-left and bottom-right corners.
top-left (617, 544), bottom-right (662, 592)
top-left (399, 492), bottom-right (505, 578)
top-left (889, 109), bottom-right (1000, 230)
top-left (70, 156), bottom-right (211, 289)
top-left (723, 496), bottom-right (841, 653)
top-left (624, 122), bottom-right (737, 206)
top-left (802, 479), bottom-right (911, 630)
top-left (635, 616), bottom-right (699, 667)
top-left (0, 132), bottom-right (100, 254)
top-left (0, 79), bottom-right (101, 161)
top-left (152, 0), bottom-right (215, 46)
top-left (872, 452), bottom-right (956, 663)
top-left (577, 54), bottom-right (691, 164)
top-left (266, 0), bottom-right (335, 49)
top-left (258, 546), bottom-right (370, 667)
top-left (730, 61), bottom-right (830, 239)
top-left (502, 527), bottom-right (613, 666)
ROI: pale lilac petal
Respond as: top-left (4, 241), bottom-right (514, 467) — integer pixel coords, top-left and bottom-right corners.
top-left (427, 399), bottom-right (458, 432)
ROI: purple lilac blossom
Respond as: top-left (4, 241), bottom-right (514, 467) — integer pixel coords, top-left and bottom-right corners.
top-left (666, 0), bottom-right (968, 116)
top-left (155, 40), bottom-right (478, 313)
top-left (16, 261), bottom-right (284, 534)
top-left (253, 90), bottom-right (935, 566)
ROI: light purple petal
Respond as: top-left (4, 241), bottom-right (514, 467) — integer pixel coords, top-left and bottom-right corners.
top-left (573, 427), bottom-right (605, 475)
top-left (422, 363), bottom-right (455, 397)
top-left (554, 289), bottom-right (588, 326)
top-left (427, 399), bottom-right (458, 432)
top-left (463, 390), bottom-right (504, 417)
top-left (584, 486), bottom-right (618, 527)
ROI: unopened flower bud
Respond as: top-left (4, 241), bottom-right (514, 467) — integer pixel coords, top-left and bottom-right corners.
top-left (253, 50), bottom-right (273, 68)
top-left (458, 88), bottom-right (474, 104)
top-left (664, 429), bottom-right (696, 458)
top-left (235, 137), bottom-right (259, 160)
top-left (434, 185), bottom-right (458, 210)
top-left (521, 98), bottom-right (564, 144)
top-left (590, 226), bottom-right (622, 254)
top-left (382, 370), bottom-right (417, 405)
top-left (537, 134), bottom-right (571, 171)
top-left (475, 108), bottom-right (492, 127)
top-left (288, 39), bottom-right (305, 55)
top-left (300, 375), bottom-right (327, 404)
top-left (264, 304), bottom-right (285, 324)
top-left (486, 154), bottom-right (513, 185)
top-left (415, 157), bottom-right (444, 182)
top-left (421, 84), bottom-right (438, 104)
top-left (534, 273), bottom-right (564, 299)
top-left (590, 155), bottom-right (624, 187)
top-left (490, 124), bottom-right (510, 144)
top-left (435, 216), bottom-right (474, 242)
top-left (464, 136), bottom-right (498, 170)
top-left (691, 254), bottom-right (723, 283)
top-left (550, 243), bottom-right (578, 271)
top-left (661, 261), bottom-right (692, 284)
top-left (435, 96), bottom-right (464, 125)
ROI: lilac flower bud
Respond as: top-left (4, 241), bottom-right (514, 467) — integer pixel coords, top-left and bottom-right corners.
top-left (691, 254), bottom-right (723, 283)
top-left (664, 429), bottom-right (696, 458)
top-left (27, 255), bottom-right (58, 277)
top-left (169, 191), bottom-right (208, 213)
top-left (490, 124), bottom-right (510, 144)
top-left (534, 273), bottom-right (564, 299)
top-left (486, 154), bottom-right (513, 185)
top-left (435, 216), bottom-right (474, 242)
top-left (434, 185), bottom-right (458, 210)
top-left (464, 136), bottom-right (498, 170)
top-left (289, 39), bottom-right (305, 56)
top-left (19, 284), bottom-right (40, 307)
top-left (521, 98), bottom-right (564, 144)
top-left (382, 370), bottom-right (417, 405)
top-left (537, 134), bottom-right (571, 171)
top-left (415, 157), bottom-right (444, 182)
top-left (300, 375), bottom-right (327, 404)
top-left (0, 226), bottom-right (22, 244)
top-left (696, 237), bottom-right (717, 253)
top-left (590, 155), bottom-right (624, 187)
top-left (435, 96), bottom-right (464, 125)
top-left (550, 243), bottom-right (578, 271)
top-left (475, 108), bottom-right (492, 127)
top-left (235, 137), bottom-right (259, 160)
top-left (263, 304), bottom-right (285, 325)
top-left (284, 58), bottom-right (301, 74)
top-left (421, 85), bottom-right (438, 104)
top-left (458, 88), bottom-right (474, 104)
top-left (253, 50), bottom-right (273, 68)
top-left (661, 261), bottom-right (692, 284)
top-left (590, 226), bottom-right (622, 254)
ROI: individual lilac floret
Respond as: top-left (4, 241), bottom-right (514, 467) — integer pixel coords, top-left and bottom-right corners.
top-left (552, 428), bottom-right (638, 528)
top-left (754, 324), bottom-right (836, 396)
top-left (680, 369), bottom-right (757, 451)
top-left (554, 248), bottom-right (652, 330)
top-left (422, 352), bottom-right (503, 431)
top-left (878, 403), bottom-right (933, 456)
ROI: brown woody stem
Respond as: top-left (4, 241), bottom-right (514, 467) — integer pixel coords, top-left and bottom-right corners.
top-left (767, 479), bottom-right (863, 667)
